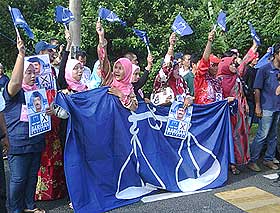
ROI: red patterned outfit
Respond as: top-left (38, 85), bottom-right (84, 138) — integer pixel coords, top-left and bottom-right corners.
top-left (35, 74), bottom-right (66, 200)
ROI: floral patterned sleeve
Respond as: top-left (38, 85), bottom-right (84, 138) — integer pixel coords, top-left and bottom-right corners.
top-left (119, 92), bottom-right (138, 111)
top-left (97, 39), bottom-right (113, 86)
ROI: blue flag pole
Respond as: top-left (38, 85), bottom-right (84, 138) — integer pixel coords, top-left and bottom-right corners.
top-left (8, 5), bottom-right (21, 40)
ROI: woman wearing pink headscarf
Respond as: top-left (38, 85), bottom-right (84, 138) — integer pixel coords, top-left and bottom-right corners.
top-left (64, 59), bottom-right (87, 93)
top-left (217, 56), bottom-right (250, 175)
top-left (96, 21), bottom-right (138, 111)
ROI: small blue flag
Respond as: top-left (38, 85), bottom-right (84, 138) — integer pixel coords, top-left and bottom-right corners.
top-left (248, 21), bottom-right (261, 46)
top-left (8, 6), bottom-right (34, 39)
top-left (132, 28), bottom-right (149, 46)
top-left (255, 48), bottom-right (272, 69)
top-left (171, 14), bottom-right (193, 36)
top-left (98, 7), bottom-right (126, 27)
top-left (216, 12), bottom-right (226, 31)
top-left (55, 5), bottom-right (75, 25)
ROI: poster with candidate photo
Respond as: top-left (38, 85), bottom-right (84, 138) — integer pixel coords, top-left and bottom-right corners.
top-left (24, 89), bottom-right (51, 137)
top-left (24, 54), bottom-right (56, 90)
top-left (164, 101), bottom-right (193, 140)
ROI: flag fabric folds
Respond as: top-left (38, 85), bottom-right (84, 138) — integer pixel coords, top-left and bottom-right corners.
top-left (98, 7), bottom-right (126, 27)
top-left (8, 6), bottom-right (34, 39)
top-left (132, 28), bottom-right (150, 46)
top-left (55, 5), bottom-right (75, 25)
top-left (171, 14), bottom-right (193, 36)
top-left (216, 12), bottom-right (226, 31)
top-left (56, 87), bottom-right (235, 213)
top-left (248, 21), bottom-right (261, 46)
top-left (255, 48), bottom-right (272, 69)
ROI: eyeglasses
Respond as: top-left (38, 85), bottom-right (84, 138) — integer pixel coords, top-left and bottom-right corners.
top-left (73, 65), bottom-right (83, 71)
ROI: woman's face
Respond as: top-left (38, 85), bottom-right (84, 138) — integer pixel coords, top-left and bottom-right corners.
top-left (96, 65), bottom-right (102, 78)
top-left (113, 62), bottom-right (125, 81)
top-left (131, 68), bottom-right (140, 83)
top-left (23, 64), bottom-right (36, 86)
top-left (229, 58), bottom-right (238, 74)
top-left (173, 64), bottom-right (180, 79)
top-left (72, 63), bottom-right (84, 81)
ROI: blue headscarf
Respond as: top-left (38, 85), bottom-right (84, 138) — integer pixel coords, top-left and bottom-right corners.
top-left (88, 60), bottom-right (101, 89)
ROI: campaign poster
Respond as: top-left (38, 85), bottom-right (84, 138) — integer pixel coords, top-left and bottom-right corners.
top-left (24, 89), bottom-right (51, 137)
top-left (150, 87), bottom-right (175, 106)
top-left (24, 54), bottom-right (56, 90)
top-left (164, 101), bottom-right (193, 140)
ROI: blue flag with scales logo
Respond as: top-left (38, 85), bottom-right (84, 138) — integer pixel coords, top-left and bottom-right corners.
top-left (56, 87), bottom-right (234, 213)
top-left (8, 6), bottom-right (34, 39)
top-left (171, 14), bottom-right (193, 36)
top-left (55, 5), bottom-right (75, 25)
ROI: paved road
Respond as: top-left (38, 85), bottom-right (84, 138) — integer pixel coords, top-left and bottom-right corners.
top-left (4, 160), bottom-right (280, 212)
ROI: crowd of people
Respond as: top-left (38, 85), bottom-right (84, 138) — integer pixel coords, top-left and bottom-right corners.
top-left (0, 18), bottom-right (280, 213)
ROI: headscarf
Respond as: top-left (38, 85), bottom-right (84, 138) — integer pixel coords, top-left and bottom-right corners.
top-left (22, 61), bottom-right (38, 91)
top-left (88, 60), bottom-right (101, 89)
top-left (111, 58), bottom-right (133, 96)
top-left (168, 61), bottom-right (189, 96)
top-left (131, 64), bottom-right (140, 81)
top-left (217, 56), bottom-right (237, 98)
top-left (132, 64), bottom-right (144, 98)
top-left (65, 59), bottom-right (87, 92)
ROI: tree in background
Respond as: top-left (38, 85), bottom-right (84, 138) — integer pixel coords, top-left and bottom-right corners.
top-left (0, 0), bottom-right (279, 94)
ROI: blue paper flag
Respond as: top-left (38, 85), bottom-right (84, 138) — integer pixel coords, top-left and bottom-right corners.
top-left (8, 6), bottom-right (34, 39)
top-left (171, 14), bottom-right (193, 36)
top-left (56, 87), bottom-right (235, 213)
top-left (98, 7), bottom-right (126, 27)
top-left (132, 28), bottom-right (149, 46)
top-left (255, 48), bottom-right (272, 69)
top-left (248, 21), bottom-right (261, 46)
top-left (55, 5), bottom-right (75, 25)
top-left (216, 12), bottom-right (226, 31)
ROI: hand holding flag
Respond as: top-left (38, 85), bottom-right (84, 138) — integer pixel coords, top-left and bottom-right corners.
top-left (8, 6), bottom-right (34, 40)
top-left (171, 14), bottom-right (193, 36)
top-left (248, 21), bottom-right (261, 46)
top-left (55, 5), bottom-right (75, 28)
top-left (98, 7), bottom-right (126, 27)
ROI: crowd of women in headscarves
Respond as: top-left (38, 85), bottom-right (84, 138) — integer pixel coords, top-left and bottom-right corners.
top-left (1, 17), bottom-right (280, 213)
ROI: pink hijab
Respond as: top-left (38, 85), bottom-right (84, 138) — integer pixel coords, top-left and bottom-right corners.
top-left (22, 61), bottom-right (38, 91)
top-left (65, 59), bottom-right (87, 92)
top-left (217, 57), bottom-right (237, 98)
top-left (111, 58), bottom-right (133, 96)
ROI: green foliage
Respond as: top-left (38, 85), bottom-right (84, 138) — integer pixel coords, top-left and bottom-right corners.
top-left (0, 0), bottom-right (280, 94)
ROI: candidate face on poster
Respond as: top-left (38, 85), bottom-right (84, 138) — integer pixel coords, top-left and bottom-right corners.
top-left (24, 88), bottom-right (51, 137)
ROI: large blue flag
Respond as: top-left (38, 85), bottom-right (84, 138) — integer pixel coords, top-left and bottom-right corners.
top-left (98, 7), bottom-right (126, 27)
top-left (56, 87), bottom-right (234, 213)
top-left (171, 14), bottom-right (193, 36)
top-left (8, 6), bottom-right (34, 39)
top-left (55, 5), bottom-right (75, 25)
top-left (132, 28), bottom-right (150, 46)
top-left (216, 12), bottom-right (226, 31)
top-left (248, 21), bottom-right (261, 46)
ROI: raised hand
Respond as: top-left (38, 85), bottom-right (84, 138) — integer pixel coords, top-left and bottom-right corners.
top-left (146, 54), bottom-right (153, 71)
top-left (208, 29), bottom-right (216, 42)
top-left (96, 20), bottom-right (105, 38)
top-left (17, 36), bottom-right (25, 57)
top-left (169, 32), bottom-right (176, 46)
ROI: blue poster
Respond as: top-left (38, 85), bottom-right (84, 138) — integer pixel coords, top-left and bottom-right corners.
top-left (165, 101), bottom-right (193, 140)
top-left (25, 89), bottom-right (51, 137)
top-left (56, 87), bottom-right (235, 213)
